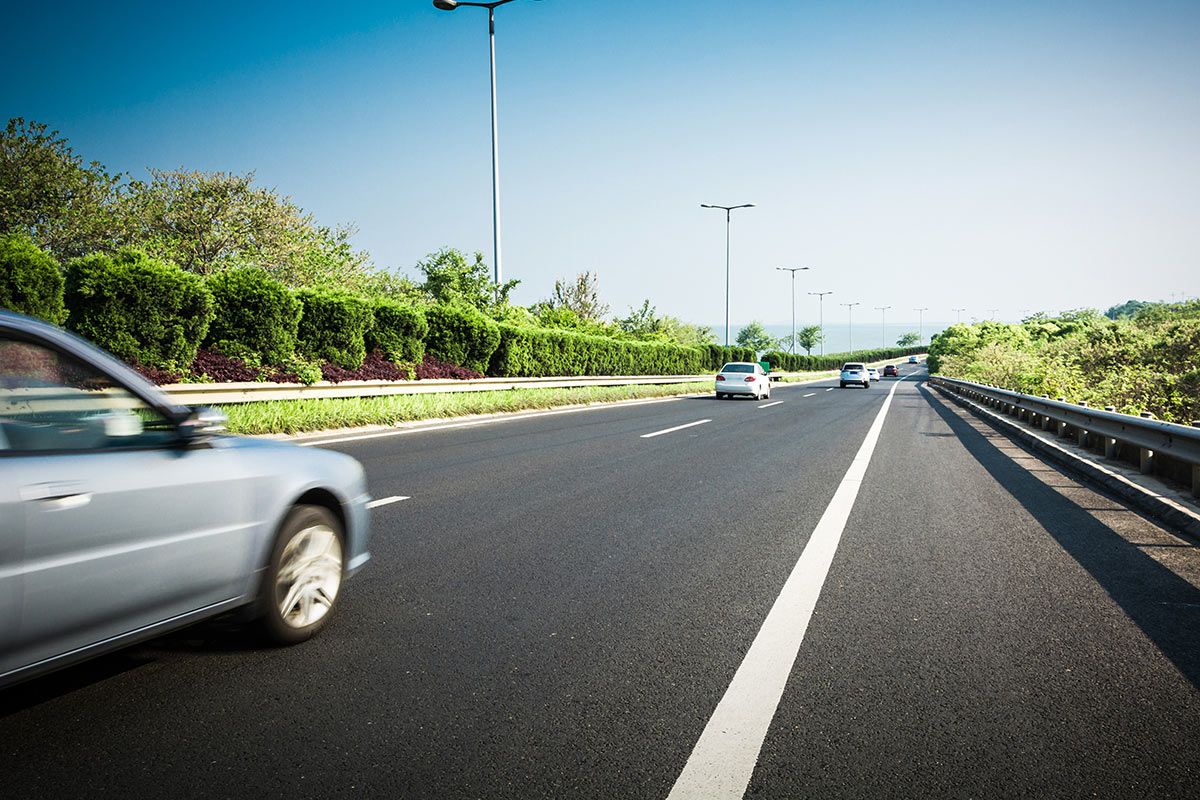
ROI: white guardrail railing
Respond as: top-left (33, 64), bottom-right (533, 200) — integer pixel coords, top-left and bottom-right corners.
top-left (930, 375), bottom-right (1200, 498)
top-left (157, 374), bottom-right (716, 406)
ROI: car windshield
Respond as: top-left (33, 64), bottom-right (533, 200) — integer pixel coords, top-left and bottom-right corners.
top-left (843, 364), bottom-right (865, 371)
top-left (721, 363), bottom-right (754, 373)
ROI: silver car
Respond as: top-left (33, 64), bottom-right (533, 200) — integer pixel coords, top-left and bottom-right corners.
top-left (0, 311), bottom-right (371, 688)
top-left (840, 362), bottom-right (870, 388)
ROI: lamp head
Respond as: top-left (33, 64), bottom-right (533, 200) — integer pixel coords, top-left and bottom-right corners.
top-left (433, 0), bottom-right (459, 10)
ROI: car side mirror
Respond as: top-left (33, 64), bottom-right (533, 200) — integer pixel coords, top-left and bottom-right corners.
top-left (178, 406), bottom-right (228, 440)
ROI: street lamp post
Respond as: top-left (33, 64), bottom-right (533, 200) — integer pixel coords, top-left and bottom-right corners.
top-left (809, 291), bottom-right (833, 355)
top-left (841, 302), bottom-right (860, 355)
top-left (875, 305), bottom-right (892, 348)
top-left (953, 307), bottom-right (966, 324)
top-left (701, 203), bottom-right (755, 347)
top-left (914, 307), bottom-right (928, 344)
top-left (776, 267), bottom-right (810, 354)
top-left (433, 0), bottom-right (528, 295)
top-left (986, 308), bottom-right (999, 320)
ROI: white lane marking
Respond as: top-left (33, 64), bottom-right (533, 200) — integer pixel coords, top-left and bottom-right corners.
top-left (667, 375), bottom-right (911, 800)
top-left (825, 387), bottom-right (834, 391)
top-left (757, 401), bottom-right (783, 409)
top-left (366, 495), bottom-right (410, 508)
top-left (802, 392), bottom-right (816, 398)
top-left (295, 394), bottom-right (694, 447)
top-left (640, 419), bottom-right (711, 439)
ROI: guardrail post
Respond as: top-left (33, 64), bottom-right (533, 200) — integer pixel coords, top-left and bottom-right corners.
top-left (1194, 421), bottom-right (1200, 498)
top-left (1077, 402), bottom-right (1089, 447)
top-left (1102, 406), bottom-right (1119, 458)
top-left (1138, 412), bottom-right (1156, 474)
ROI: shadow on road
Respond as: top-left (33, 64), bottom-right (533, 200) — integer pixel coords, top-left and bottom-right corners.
top-left (918, 380), bottom-right (1200, 691)
top-left (0, 617), bottom-right (267, 718)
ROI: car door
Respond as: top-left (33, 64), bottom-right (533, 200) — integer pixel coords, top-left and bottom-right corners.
top-left (0, 334), bottom-right (257, 679)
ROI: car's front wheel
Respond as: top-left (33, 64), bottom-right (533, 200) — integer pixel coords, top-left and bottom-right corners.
top-left (258, 504), bottom-right (344, 645)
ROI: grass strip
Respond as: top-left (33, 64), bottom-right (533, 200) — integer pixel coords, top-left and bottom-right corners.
top-left (221, 381), bottom-right (715, 435)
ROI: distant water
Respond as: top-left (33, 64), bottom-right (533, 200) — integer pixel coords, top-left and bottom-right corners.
top-left (706, 322), bottom-right (950, 355)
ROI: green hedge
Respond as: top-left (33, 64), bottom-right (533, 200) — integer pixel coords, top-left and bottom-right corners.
top-left (368, 298), bottom-right (428, 363)
top-left (700, 344), bottom-right (757, 371)
top-left (204, 267), bottom-right (301, 364)
top-left (425, 303), bottom-right (501, 373)
top-left (0, 233), bottom-right (66, 324)
top-left (761, 345), bottom-right (925, 372)
top-left (295, 288), bottom-right (373, 370)
top-left (489, 324), bottom-right (712, 377)
top-left (64, 249), bottom-right (213, 369)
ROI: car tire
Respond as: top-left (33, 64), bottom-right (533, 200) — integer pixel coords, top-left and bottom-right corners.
top-left (840, 382), bottom-right (846, 388)
top-left (257, 504), bottom-right (344, 645)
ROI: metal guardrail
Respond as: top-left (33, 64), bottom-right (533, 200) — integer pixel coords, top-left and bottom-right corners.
top-left (158, 374), bottom-right (715, 406)
top-left (930, 375), bottom-right (1200, 497)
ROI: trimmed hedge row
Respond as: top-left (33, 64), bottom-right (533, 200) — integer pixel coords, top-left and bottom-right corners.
top-left (489, 324), bottom-right (717, 377)
top-left (65, 249), bottom-right (214, 370)
top-left (761, 345), bottom-right (925, 372)
top-left (2, 237), bottom-right (771, 379)
top-left (0, 233), bottom-right (67, 325)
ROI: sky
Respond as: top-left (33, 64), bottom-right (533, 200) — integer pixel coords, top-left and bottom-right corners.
top-left (5, 0), bottom-right (1199, 334)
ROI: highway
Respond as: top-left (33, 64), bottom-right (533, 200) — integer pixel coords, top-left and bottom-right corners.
top-left (2, 370), bottom-right (1199, 799)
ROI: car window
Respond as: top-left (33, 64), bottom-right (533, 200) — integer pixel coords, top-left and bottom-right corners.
top-left (721, 363), bottom-right (753, 373)
top-left (0, 337), bottom-right (177, 453)
top-left (842, 363), bottom-right (864, 370)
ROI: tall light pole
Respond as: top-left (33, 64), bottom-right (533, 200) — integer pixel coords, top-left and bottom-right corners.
top-left (875, 305), bottom-right (892, 348)
top-left (776, 267), bottom-right (810, 353)
top-left (914, 307), bottom-right (928, 344)
top-left (986, 308), bottom-right (999, 320)
top-left (434, 0), bottom-right (529, 295)
top-left (841, 301), bottom-right (860, 355)
top-left (952, 307), bottom-right (966, 324)
top-left (809, 291), bottom-right (833, 355)
top-left (701, 203), bottom-right (755, 347)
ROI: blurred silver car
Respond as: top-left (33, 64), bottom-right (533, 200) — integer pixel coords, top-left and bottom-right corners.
top-left (0, 311), bottom-right (371, 688)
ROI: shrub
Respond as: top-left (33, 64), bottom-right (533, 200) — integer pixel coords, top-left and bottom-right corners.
top-left (488, 324), bottom-right (711, 377)
top-left (416, 355), bottom-right (484, 380)
top-left (295, 288), bottom-right (373, 370)
top-left (320, 350), bottom-right (414, 383)
top-left (424, 303), bottom-right (501, 373)
top-left (64, 249), bottom-right (213, 369)
top-left (0, 232), bottom-right (66, 324)
top-left (367, 298), bottom-right (428, 363)
top-left (204, 267), bottom-right (301, 364)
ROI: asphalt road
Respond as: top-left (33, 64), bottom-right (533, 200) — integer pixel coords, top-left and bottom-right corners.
top-left (3, 369), bottom-right (1199, 799)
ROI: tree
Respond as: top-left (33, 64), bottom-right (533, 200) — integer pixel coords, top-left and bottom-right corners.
top-left (659, 316), bottom-right (715, 347)
top-left (616, 299), bottom-right (664, 338)
top-left (735, 320), bottom-right (779, 354)
top-left (896, 331), bottom-right (920, 347)
top-left (1104, 299), bottom-right (1153, 320)
top-left (416, 247), bottom-right (518, 314)
top-left (548, 271), bottom-right (609, 322)
top-left (0, 118), bottom-right (127, 258)
top-left (794, 325), bottom-right (823, 355)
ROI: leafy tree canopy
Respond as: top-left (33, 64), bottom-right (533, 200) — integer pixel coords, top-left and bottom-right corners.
top-left (417, 247), bottom-right (517, 315)
top-left (896, 331), bottom-right (920, 346)
top-left (547, 271), bottom-right (609, 322)
top-left (735, 320), bottom-right (779, 354)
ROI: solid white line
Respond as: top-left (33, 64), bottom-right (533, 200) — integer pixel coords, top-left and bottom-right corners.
top-left (667, 376), bottom-right (910, 800)
top-left (295, 394), bottom-right (694, 447)
top-left (366, 496), bottom-right (410, 509)
top-left (802, 392), bottom-right (816, 398)
top-left (640, 419), bottom-right (711, 439)
top-left (757, 401), bottom-right (783, 409)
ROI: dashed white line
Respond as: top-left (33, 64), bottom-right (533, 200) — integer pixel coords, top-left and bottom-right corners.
top-left (666, 375), bottom-right (911, 800)
top-left (366, 495), bottom-right (410, 509)
top-left (757, 401), bottom-right (783, 409)
top-left (825, 387), bottom-right (835, 391)
top-left (802, 392), bottom-right (816, 398)
top-left (640, 419), bottom-right (711, 439)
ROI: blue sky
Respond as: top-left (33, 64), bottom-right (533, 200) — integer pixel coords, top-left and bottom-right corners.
top-left (5, 0), bottom-right (1198, 331)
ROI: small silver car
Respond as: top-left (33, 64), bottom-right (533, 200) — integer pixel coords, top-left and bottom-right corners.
top-left (840, 362), bottom-right (870, 388)
top-left (0, 311), bottom-right (371, 688)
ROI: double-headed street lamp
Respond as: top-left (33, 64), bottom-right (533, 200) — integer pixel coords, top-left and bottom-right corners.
top-left (841, 301), bottom-right (860, 355)
top-left (776, 267), bottom-right (810, 354)
top-left (701, 203), bottom-right (755, 347)
top-left (875, 305), bottom-right (892, 348)
top-left (914, 307), bottom-right (928, 344)
top-left (433, 0), bottom-right (532, 293)
top-left (952, 307), bottom-right (966, 324)
top-left (809, 290), bottom-right (833, 356)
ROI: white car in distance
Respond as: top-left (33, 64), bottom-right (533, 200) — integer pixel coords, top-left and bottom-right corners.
top-left (868, 367), bottom-right (880, 381)
top-left (715, 362), bottom-right (772, 400)
top-left (840, 362), bottom-right (870, 388)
